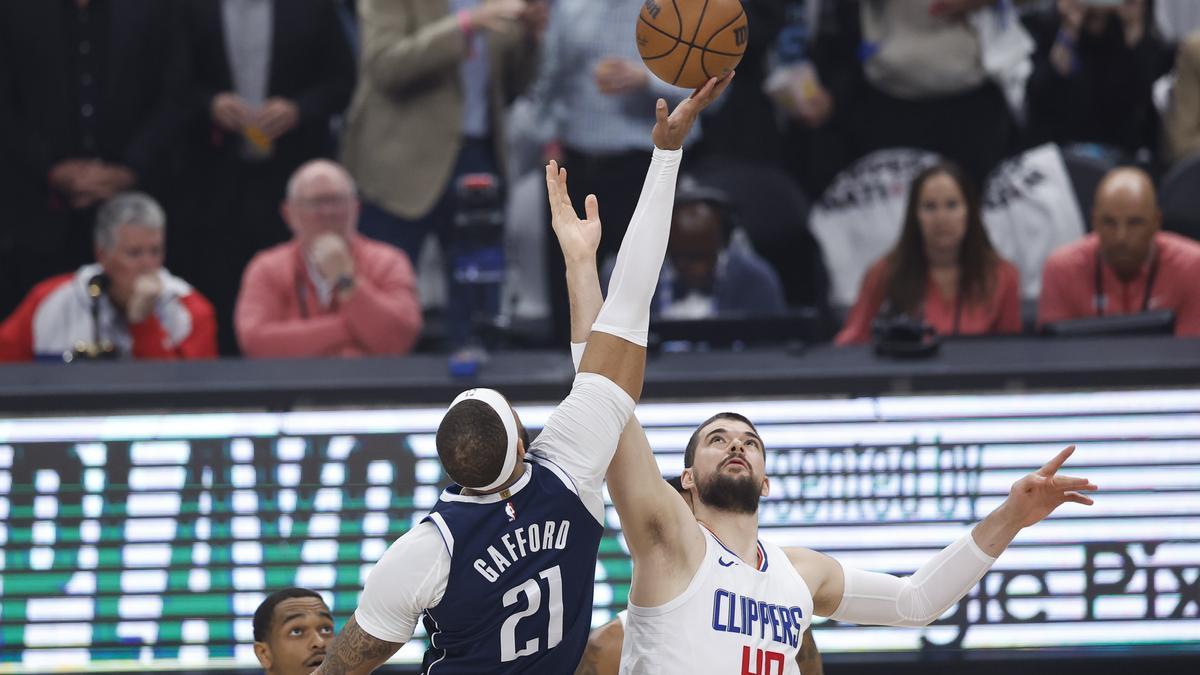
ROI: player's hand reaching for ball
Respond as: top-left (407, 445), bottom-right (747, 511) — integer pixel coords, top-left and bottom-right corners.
top-left (651, 72), bottom-right (733, 150)
top-left (545, 160), bottom-right (601, 266)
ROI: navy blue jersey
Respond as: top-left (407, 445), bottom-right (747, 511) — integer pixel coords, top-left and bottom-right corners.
top-left (418, 457), bottom-right (604, 674)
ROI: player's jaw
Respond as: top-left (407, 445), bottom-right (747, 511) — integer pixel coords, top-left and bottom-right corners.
top-left (693, 459), bottom-right (764, 515)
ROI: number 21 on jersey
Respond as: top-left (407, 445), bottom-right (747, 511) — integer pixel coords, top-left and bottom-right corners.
top-left (500, 565), bottom-right (564, 662)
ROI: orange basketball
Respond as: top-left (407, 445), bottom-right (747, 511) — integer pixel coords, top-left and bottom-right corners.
top-left (636, 0), bottom-right (748, 89)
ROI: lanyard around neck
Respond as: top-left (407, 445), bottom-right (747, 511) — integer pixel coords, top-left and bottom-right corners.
top-left (1094, 248), bottom-right (1158, 316)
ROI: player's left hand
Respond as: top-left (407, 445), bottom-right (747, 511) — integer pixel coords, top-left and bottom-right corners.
top-left (545, 160), bottom-right (601, 265)
top-left (651, 71), bottom-right (733, 150)
top-left (1002, 445), bottom-right (1098, 528)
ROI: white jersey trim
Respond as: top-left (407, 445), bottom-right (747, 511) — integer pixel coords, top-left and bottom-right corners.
top-left (426, 512), bottom-right (455, 557)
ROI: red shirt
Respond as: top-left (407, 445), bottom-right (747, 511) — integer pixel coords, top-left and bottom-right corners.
top-left (1037, 232), bottom-right (1200, 336)
top-left (0, 266), bottom-right (216, 361)
top-left (835, 257), bottom-right (1022, 346)
top-left (234, 235), bottom-right (422, 358)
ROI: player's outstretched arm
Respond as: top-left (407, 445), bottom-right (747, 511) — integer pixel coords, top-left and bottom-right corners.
top-left (312, 615), bottom-right (401, 675)
top-left (573, 73), bottom-right (731, 401)
top-left (790, 445), bottom-right (1098, 626)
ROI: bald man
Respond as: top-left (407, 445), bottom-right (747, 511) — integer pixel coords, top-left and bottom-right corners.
top-left (1038, 167), bottom-right (1200, 336)
top-left (234, 160), bottom-right (423, 357)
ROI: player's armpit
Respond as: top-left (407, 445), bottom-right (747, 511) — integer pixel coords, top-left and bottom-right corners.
top-left (784, 547), bottom-right (845, 618)
top-left (312, 615), bottom-right (402, 675)
top-left (795, 628), bottom-right (824, 675)
top-left (606, 420), bottom-right (704, 604)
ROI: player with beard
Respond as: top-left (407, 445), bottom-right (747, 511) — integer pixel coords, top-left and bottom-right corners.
top-left (572, 478), bottom-right (825, 675)
top-left (546, 167), bottom-right (1099, 674)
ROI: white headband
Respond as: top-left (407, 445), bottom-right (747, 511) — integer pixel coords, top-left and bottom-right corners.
top-left (448, 388), bottom-right (519, 492)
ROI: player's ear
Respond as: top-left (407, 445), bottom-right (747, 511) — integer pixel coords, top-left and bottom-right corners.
top-left (253, 641), bottom-right (272, 671)
top-left (680, 468), bottom-right (695, 491)
top-left (760, 476), bottom-right (770, 498)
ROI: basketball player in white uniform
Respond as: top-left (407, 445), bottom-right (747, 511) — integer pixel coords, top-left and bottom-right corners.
top-left (546, 164), bottom-right (1099, 674)
top-left (572, 478), bottom-right (824, 675)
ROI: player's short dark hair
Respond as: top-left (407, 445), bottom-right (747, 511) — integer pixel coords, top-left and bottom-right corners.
top-left (683, 412), bottom-right (760, 468)
top-left (253, 588), bottom-right (326, 642)
top-left (436, 399), bottom-right (510, 488)
top-left (665, 475), bottom-right (685, 493)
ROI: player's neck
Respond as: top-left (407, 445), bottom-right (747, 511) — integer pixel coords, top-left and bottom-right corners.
top-left (461, 462), bottom-right (526, 497)
top-left (695, 508), bottom-right (760, 565)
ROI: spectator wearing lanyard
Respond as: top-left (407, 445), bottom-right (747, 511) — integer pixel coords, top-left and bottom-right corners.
top-left (1038, 167), bottom-right (1200, 336)
top-left (835, 162), bottom-right (1021, 346)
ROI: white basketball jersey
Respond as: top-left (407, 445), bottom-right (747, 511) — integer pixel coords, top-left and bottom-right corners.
top-left (620, 524), bottom-right (815, 675)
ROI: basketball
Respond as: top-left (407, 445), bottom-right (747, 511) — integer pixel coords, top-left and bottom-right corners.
top-left (636, 0), bottom-right (748, 89)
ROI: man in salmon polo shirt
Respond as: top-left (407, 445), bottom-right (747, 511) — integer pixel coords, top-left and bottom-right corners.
top-left (1038, 167), bottom-right (1200, 336)
top-left (234, 159), bottom-right (423, 357)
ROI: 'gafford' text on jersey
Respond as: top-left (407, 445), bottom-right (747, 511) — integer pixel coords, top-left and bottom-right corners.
top-left (620, 524), bottom-right (814, 675)
top-left (419, 457), bottom-right (603, 673)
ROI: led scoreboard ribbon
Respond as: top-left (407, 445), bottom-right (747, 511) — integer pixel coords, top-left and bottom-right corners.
top-left (1, 389), bottom-right (1198, 671)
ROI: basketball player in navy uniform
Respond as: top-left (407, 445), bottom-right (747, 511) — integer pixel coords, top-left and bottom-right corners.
top-left (312, 75), bottom-right (732, 675)
top-left (551, 165), bottom-right (1100, 673)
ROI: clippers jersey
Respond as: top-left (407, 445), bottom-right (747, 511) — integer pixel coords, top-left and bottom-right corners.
top-left (418, 456), bottom-right (603, 674)
top-left (620, 525), bottom-right (814, 675)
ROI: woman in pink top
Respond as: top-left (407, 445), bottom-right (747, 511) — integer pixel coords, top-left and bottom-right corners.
top-left (835, 163), bottom-right (1022, 346)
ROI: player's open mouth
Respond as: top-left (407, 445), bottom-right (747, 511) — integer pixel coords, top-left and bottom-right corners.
top-left (723, 458), bottom-right (747, 470)
top-left (305, 656), bottom-right (325, 668)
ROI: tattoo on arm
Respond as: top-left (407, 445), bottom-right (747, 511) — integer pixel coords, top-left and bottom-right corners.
top-left (795, 628), bottom-right (824, 675)
top-left (315, 615), bottom-right (401, 675)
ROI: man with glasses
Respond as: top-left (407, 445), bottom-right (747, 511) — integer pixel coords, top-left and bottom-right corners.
top-left (233, 159), bottom-right (422, 357)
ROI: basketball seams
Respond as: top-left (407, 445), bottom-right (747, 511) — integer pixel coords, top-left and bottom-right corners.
top-left (698, 7), bottom-right (746, 78)
top-left (638, 16), bottom-right (741, 56)
top-left (700, 8), bottom-right (747, 54)
top-left (640, 0), bottom-right (746, 87)
top-left (672, 0), bottom-right (711, 84)
top-left (637, 18), bottom-right (682, 60)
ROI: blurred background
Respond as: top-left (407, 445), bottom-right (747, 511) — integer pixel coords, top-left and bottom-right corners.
top-left (1, 0), bottom-right (1199, 673)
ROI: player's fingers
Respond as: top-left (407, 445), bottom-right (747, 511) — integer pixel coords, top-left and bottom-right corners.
top-left (654, 98), bottom-right (669, 126)
top-left (1062, 491), bottom-right (1095, 506)
top-left (1052, 475), bottom-right (1091, 489)
top-left (711, 70), bottom-right (735, 99)
top-left (1037, 445), bottom-right (1075, 477)
top-left (584, 194), bottom-right (600, 224)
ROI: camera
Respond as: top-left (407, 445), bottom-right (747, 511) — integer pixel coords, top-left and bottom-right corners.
top-left (871, 312), bottom-right (941, 358)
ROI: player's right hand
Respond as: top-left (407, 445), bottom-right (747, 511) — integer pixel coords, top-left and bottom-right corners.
top-left (545, 160), bottom-right (601, 266)
top-left (651, 71), bottom-right (734, 150)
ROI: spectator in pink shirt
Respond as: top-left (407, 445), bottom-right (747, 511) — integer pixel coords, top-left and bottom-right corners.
top-left (235, 160), bottom-right (422, 357)
top-left (1038, 167), bottom-right (1200, 336)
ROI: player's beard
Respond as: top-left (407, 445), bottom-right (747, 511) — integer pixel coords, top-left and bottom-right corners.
top-left (696, 469), bottom-right (761, 515)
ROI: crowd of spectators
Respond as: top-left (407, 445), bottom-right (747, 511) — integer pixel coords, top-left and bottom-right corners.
top-left (1, 0), bottom-right (1198, 364)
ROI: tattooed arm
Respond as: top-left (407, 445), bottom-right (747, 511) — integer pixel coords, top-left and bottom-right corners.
top-left (312, 615), bottom-right (401, 675)
top-left (795, 628), bottom-right (824, 675)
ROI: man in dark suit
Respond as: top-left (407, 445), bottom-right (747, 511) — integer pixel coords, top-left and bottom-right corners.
top-left (178, 0), bottom-right (357, 355)
top-left (0, 0), bottom-right (188, 318)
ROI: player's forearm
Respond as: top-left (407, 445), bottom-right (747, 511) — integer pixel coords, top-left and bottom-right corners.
top-left (313, 615), bottom-right (401, 675)
top-left (971, 500), bottom-right (1024, 558)
top-left (795, 629), bottom-right (824, 675)
top-left (565, 260), bottom-right (603, 345)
